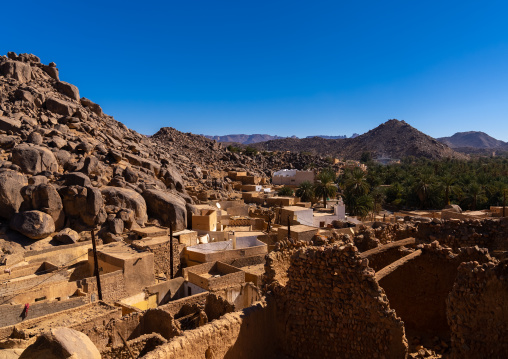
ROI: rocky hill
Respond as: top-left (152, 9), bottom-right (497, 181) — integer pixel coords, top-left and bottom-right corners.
top-left (438, 131), bottom-right (507, 149)
top-left (0, 52), bottom-right (208, 255)
top-left (151, 127), bottom-right (343, 178)
top-left (253, 119), bottom-right (467, 160)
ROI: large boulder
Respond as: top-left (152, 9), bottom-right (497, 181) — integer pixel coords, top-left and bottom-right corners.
top-left (60, 185), bottom-right (105, 227)
top-left (63, 172), bottom-right (91, 187)
top-left (54, 81), bottom-right (79, 101)
top-left (0, 116), bottom-right (22, 134)
top-left (80, 97), bottom-right (103, 117)
top-left (29, 184), bottom-right (65, 230)
top-left (10, 210), bottom-right (55, 240)
top-left (0, 60), bottom-right (31, 83)
top-left (45, 97), bottom-right (76, 117)
top-left (53, 228), bottom-right (80, 244)
top-left (142, 189), bottom-right (187, 230)
top-left (0, 170), bottom-right (28, 219)
top-left (19, 327), bottom-right (100, 359)
top-left (101, 186), bottom-right (147, 225)
top-left (161, 166), bottom-right (184, 192)
top-left (11, 144), bottom-right (58, 174)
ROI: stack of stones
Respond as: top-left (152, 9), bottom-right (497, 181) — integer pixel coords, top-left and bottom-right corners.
top-left (273, 243), bottom-right (408, 359)
top-left (447, 259), bottom-right (508, 359)
top-left (416, 218), bottom-right (508, 252)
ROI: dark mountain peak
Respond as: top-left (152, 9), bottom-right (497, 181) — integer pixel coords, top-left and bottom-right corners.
top-left (253, 119), bottom-right (467, 160)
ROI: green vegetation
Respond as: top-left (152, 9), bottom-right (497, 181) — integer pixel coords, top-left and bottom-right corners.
top-left (227, 145), bottom-right (241, 153)
top-left (314, 168), bottom-right (338, 208)
top-left (244, 146), bottom-right (258, 156)
top-left (341, 167), bottom-right (373, 217)
top-left (278, 186), bottom-right (294, 196)
top-left (344, 157), bottom-right (508, 212)
top-left (295, 181), bottom-right (315, 203)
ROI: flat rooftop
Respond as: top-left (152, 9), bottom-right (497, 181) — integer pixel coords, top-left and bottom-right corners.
top-left (187, 237), bottom-right (266, 254)
top-left (96, 243), bottom-right (152, 261)
top-left (283, 206), bottom-right (312, 212)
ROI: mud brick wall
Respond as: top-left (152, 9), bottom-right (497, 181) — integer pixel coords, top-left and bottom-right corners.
top-left (101, 333), bottom-right (167, 359)
top-left (149, 241), bottom-right (183, 279)
top-left (371, 222), bottom-right (417, 243)
top-left (0, 296), bottom-right (88, 329)
top-left (447, 260), bottom-right (508, 359)
top-left (158, 292), bottom-right (209, 316)
top-left (80, 307), bottom-right (181, 351)
top-left (271, 243), bottom-right (408, 359)
top-left (82, 270), bottom-right (128, 302)
top-left (378, 243), bottom-right (493, 339)
top-left (141, 301), bottom-right (278, 359)
top-left (415, 218), bottom-right (508, 251)
top-left (263, 239), bottom-right (311, 288)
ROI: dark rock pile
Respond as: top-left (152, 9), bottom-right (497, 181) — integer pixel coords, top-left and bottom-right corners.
top-left (0, 52), bottom-right (194, 255)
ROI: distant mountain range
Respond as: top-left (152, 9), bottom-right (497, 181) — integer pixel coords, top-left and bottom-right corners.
top-left (250, 119), bottom-right (468, 160)
top-left (437, 131), bottom-right (507, 149)
top-left (203, 133), bottom-right (359, 144)
top-left (203, 125), bottom-right (508, 160)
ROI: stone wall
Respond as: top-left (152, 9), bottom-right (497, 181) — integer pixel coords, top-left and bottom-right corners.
top-left (378, 242), bottom-right (493, 341)
top-left (81, 269), bottom-right (128, 302)
top-left (416, 218), bottom-right (508, 252)
top-left (0, 296), bottom-right (88, 328)
top-left (141, 240), bottom-right (183, 279)
top-left (447, 260), bottom-right (508, 359)
top-left (267, 242), bottom-right (408, 359)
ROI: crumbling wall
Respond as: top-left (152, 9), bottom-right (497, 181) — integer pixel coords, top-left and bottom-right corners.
top-left (378, 242), bottom-right (492, 339)
top-left (140, 301), bottom-right (279, 359)
top-left (263, 240), bottom-right (310, 288)
top-left (204, 293), bottom-right (235, 321)
top-left (416, 218), bottom-right (508, 251)
top-left (101, 333), bottom-right (167, 359)
top-left (80, 306), bottom-right (182, 351)
top-left (269, 243), bottom-right (408, 359)
top-left (371, 222), bottom-right (417, 243)
top-left (447, 260), bottom-right (508, 359)
top-left (366, 246), bottom-right (414, 272)
top-left (158, 292), bottom-right (209, 316)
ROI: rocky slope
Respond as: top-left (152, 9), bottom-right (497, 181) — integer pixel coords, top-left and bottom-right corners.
top-left (151, 127), bottom-right (343, 182)
top-left (438, 131), bottom-right (507, 149)
top-left (252, 119), bottom-right (468, 160)
top-left (0, 52), bottom-right (200, 255)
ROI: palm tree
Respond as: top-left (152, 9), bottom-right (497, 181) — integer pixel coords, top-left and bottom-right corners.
top-left (440, 174), bottom-right (456, 206)
top-left (295, 181), bottom-right (315, 203)
top-left (344, 167), bottom-right (370, 197)
top-left (346, 194), bottom-right (373, 219)
top-left (278, 186), bottom-right (294, 196)
top-left (414, 174), bottom-right (434, 208)
top-left (466, 183), bottom-right (486, 210)
top-left (314, 169), bottom-right (337, 208)
top-left (371, 187), bottom-right (386, 215)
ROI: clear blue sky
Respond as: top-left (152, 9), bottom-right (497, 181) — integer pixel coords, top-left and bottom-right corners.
top-left (3, 0), bottom-right (508, 140)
